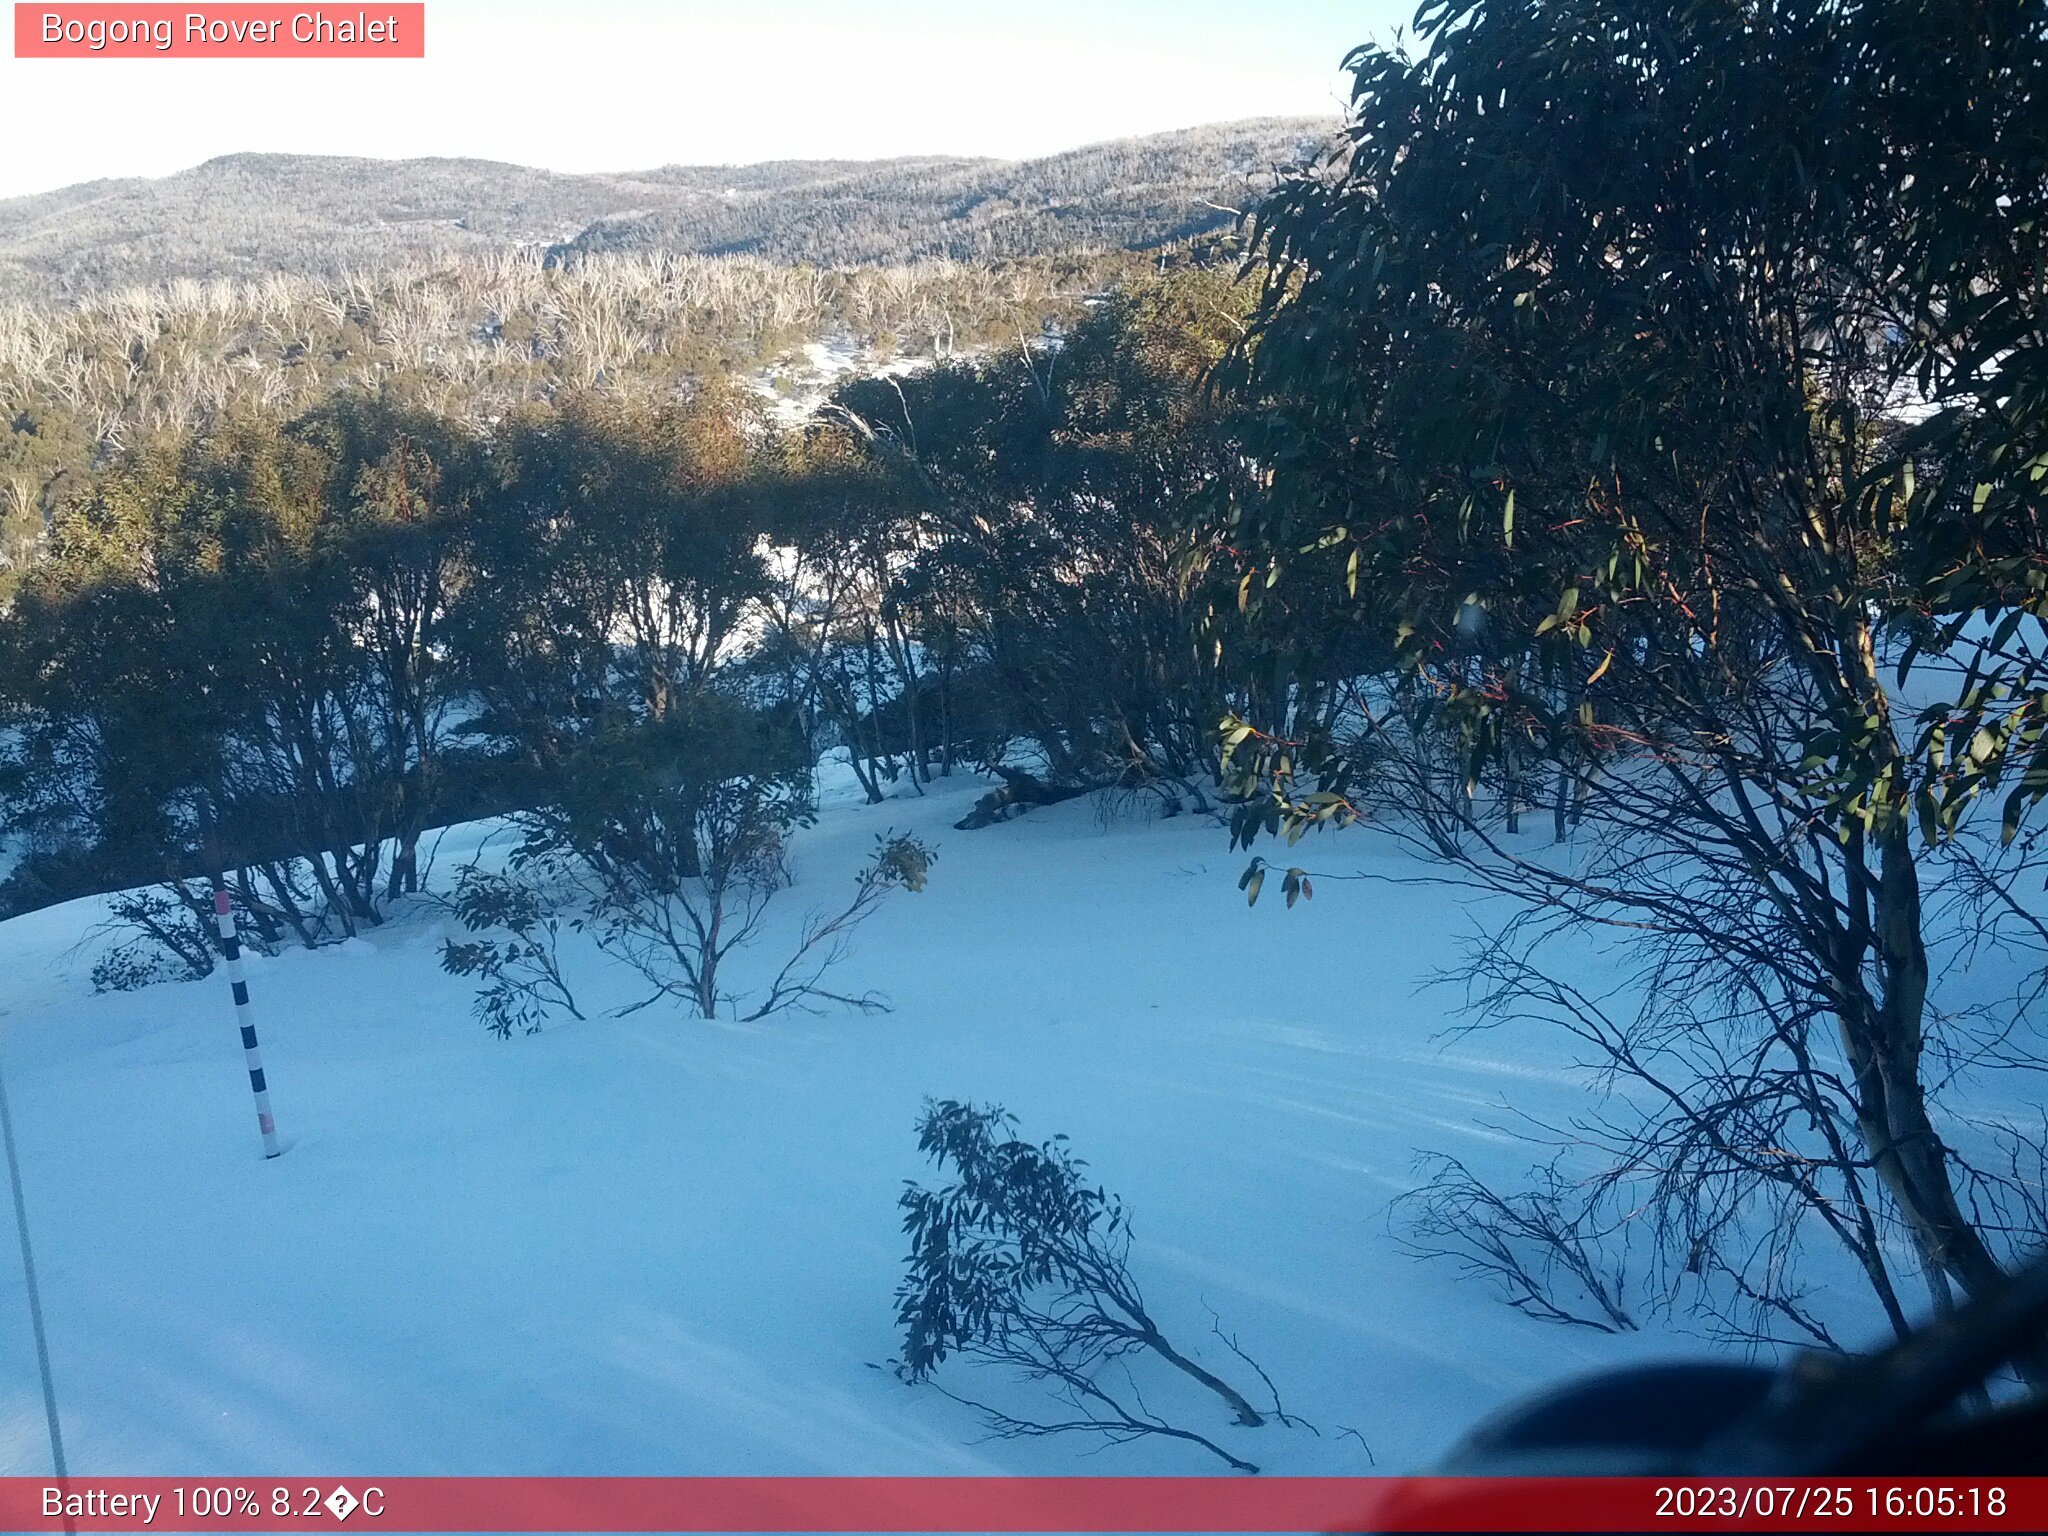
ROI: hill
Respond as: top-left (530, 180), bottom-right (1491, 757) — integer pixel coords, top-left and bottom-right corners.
top-left (0, 119), bottom-right (1332, 298)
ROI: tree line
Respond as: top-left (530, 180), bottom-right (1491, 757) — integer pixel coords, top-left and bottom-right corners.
top-left (0, 247), bottom-right (1133, 604)
top-left (0, 257), bottom-right (1260, 960)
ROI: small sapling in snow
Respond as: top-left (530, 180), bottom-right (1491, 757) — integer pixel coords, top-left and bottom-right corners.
top-left (894, 1098), bottom-right (1298, 1473)
top-left (439, 865), bottom-right (585, 1037)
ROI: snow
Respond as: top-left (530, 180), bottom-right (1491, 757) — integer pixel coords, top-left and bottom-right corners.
top-left (746, 337), bottom-right (930, 429)
top-left (0, 768), bottom-right (2022, 1479)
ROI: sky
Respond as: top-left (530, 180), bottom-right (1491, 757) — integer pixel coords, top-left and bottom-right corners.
top-left (0, 1), bottom-right (1417, 199)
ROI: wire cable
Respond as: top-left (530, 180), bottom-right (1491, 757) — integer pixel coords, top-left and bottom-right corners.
top-left (0, 1028), bottom-right (70, 1488)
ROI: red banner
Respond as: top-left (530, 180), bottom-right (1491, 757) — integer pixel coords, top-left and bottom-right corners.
top-left (1, 1477), bottom-right (2043, 1532)
top-left (13, 5), bottom-right (424, 58)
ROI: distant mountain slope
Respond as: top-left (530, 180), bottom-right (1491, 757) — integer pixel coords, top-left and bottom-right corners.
top-left (0, 119), bottom-right (1332, 298)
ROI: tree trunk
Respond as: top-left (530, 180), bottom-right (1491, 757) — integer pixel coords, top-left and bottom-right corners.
top-left (1828, 623), bottom-right (2021, 1328)
top-left (1843, 821), bottom-right (2014, 1308)
top-left (1140, 1326), bottom-right (1265, 1428)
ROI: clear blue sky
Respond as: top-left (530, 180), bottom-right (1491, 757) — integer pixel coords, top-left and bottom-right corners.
top-left (0, 1), bottom-right (1417, 198)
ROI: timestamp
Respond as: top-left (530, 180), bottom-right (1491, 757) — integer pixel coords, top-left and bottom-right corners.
top-left (1654, 1482), bottom-right (2011, 1522)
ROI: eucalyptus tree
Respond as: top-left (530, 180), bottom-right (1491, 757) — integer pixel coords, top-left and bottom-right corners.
top-left (0, 406), bottom-right (477, 940)
top-left (454, 390), bottom-right (769, 745)
top-left (1215, 0), bottom-right (2048, 1344)
top-left (810, 264), bottom-right (1263, 806)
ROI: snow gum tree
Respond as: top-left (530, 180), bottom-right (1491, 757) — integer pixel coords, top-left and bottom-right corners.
top-left (1213, 0), bottom-right (2048, 1353)
top-left (0, 399), bottom-right (477, 940)
top-left (795, 265), bottom-right (1265, 810)
top-left (502, 694), bottom-right (934, 1023)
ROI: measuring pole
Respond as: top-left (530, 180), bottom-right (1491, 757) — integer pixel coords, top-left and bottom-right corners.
top-left (211, 876), bottom-right (282, 1159)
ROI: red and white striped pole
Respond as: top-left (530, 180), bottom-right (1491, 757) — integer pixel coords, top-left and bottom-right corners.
top-left (211, 877), bottom-right (282, 1160)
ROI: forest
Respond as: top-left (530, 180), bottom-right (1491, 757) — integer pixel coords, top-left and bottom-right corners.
top-left (0, 0), bottom-right (2045, 1477)
top-left (0, 246), bottom-right (1136, 602)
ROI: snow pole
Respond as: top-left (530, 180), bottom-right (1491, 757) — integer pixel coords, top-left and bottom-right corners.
top-left (211, 876), bottom-right (283, 1159)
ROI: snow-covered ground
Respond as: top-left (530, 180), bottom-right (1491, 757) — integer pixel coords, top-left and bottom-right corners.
top-left (747, 338), bottom-right (931, 428)
top-left (0, 766), bottom-right (2016, 1479)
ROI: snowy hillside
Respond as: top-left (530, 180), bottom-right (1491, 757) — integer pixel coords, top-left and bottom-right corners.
top-left (4, 764), bottom-right (2016, 1481)
top-left (0, 120), bottom-right (1329, 299)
